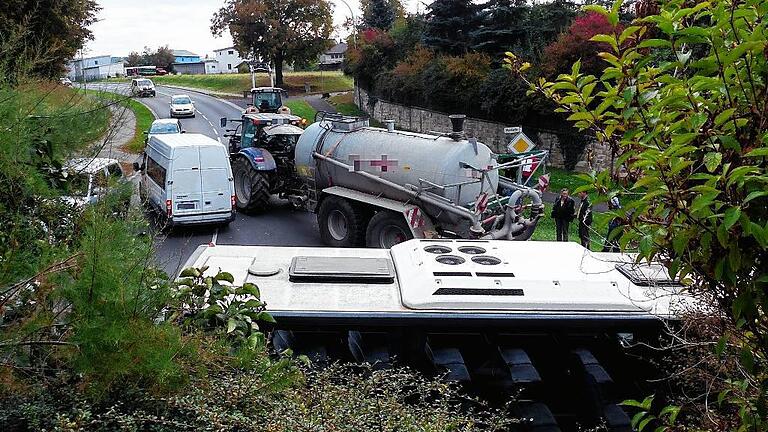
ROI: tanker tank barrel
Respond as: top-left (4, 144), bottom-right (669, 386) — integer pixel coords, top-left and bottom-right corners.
top-left (312, 151), bottom-right (483, 231)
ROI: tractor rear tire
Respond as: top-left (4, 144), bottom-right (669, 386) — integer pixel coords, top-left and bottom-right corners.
top-left (233, 157), bottom-right (271, 213)
top-left (365, 211), bottom-right (413, 248)
top-left (317, 196), bottom-right (367, 247)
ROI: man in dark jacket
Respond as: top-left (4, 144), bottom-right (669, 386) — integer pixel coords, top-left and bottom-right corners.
top-left (551, 188), bottom-right (575, 241)
top-left (576, 191), bottom-right (593, 248)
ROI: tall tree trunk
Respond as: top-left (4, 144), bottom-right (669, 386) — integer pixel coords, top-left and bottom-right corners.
top-left (273, 52), bottom-right (284, 87)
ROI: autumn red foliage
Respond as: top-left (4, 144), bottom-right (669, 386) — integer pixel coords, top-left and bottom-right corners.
top-left (541, 12), bottom-right (622, 77)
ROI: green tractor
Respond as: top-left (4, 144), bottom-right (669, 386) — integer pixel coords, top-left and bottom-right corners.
top-left (221, 111), bottom-right (307, 213)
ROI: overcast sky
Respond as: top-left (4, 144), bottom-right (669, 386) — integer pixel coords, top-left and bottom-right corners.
top-left (86, 0), bottom-right (421, 58)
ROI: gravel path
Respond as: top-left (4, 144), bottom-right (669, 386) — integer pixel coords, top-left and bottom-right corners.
top-left (84, 103), bottom-right (139, 166)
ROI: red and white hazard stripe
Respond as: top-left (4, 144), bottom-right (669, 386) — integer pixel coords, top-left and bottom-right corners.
top-left (405, 208), bottom-right (425, 229)
top-left (475, 193), bottom-right (489, 214)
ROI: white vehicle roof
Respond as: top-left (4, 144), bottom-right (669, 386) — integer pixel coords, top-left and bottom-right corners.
top-left (64, 157), bottom-right (119, 174)
top-left (264, 124), bottom-right (304, 136)
top-left (184, 239), bottom-right (695, 323)
top-left (148, 133), bottom-right (225, 158)
top-left (151, 118), bottom-right (180, 126)
top-left (251, 86), bottom-right (285, 92)
top-left (171, 94), bottom-right (191, 100)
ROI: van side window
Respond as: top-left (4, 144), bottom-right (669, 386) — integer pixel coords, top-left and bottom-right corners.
top-left (146, 156), bottom-right (167, 189)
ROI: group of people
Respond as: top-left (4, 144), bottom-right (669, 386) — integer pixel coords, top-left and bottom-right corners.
top-left (550, 188), bottom-right (623, 252)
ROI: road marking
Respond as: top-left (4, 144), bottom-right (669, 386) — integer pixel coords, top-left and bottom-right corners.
top-left (161, 84), bottom-right (245, 112)
top-left (211, 228), bottom-right (219, 245)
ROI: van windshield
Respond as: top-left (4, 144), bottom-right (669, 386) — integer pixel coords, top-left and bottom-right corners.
top-left (150, 122), bottom-right (180, 134)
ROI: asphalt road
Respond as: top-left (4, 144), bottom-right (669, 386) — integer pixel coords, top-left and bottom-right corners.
top-left (88, 82), bottom-right (322, 276)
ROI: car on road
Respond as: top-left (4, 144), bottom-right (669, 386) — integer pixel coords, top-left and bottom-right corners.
top-left (59, 77), bottom-right (73, 87)
top-left (62, 157), bottom-right (129, 207)
top-left (145, 118), bottom-right (184, 145)
top-left (134, 133), bottom-right (235, 228)
top-left (131, 78), bottom-right (156, 97)
top-left (169, 94), bottom-right (195, 118)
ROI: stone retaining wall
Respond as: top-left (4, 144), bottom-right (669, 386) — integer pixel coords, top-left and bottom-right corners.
top-left (354, 86), bottom-right (612, 172)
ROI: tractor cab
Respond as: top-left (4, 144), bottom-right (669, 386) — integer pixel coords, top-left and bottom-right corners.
top-left (222, 113), bottom-right (306, 154)
top-left (248, 87), bottom-right (288, 114)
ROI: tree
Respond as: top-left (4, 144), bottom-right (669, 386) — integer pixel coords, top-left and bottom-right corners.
top-left (470, 0), bottom-right (530, 58)
top-left (507, 0), bottom-right (767, 428)
top-left (150, 46), bottom-right (176, 71)
top-left (361, 0), bottom-right (403, 31)
top-left (422, 0), bottom-right (481, 55)
top-left (0, 0), bottom-right (100, 79)
top-left (125, 52), bottom-right (142, 67)
top-left (211, 0), bottom-right (334, 87)
top-left (523, 0), bottom-right (578, 60)
top-left (541, 11), bottom-right (622, 77)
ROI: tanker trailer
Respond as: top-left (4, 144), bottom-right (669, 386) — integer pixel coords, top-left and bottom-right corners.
top-left (294, 113), bottom-right (545, 248)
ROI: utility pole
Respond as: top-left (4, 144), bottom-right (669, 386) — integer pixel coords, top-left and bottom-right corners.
top-left (249, 50), bottom-right (256, 89)
top-left (80, 49), bottom-right (86, 94)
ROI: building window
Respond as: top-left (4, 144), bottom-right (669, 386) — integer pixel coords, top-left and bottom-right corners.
top-left (228, 64), bottom-right (232, 70)
top-left (94, 60), bottom-right (98, 65)
top-left (228, 50), bottom-right (234, 55)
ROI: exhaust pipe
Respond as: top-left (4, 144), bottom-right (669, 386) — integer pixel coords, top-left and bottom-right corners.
top-left (449, 114), bottom-right (466, 141)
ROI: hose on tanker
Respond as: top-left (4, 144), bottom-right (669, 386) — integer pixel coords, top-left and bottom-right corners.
top-left (481, 188), bottom-right (544, 241)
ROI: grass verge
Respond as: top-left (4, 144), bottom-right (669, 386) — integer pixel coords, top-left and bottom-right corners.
top-left (78, 89), bottom-right (156, 154)
top-left (531, 202), bottom-right (612, 250)
top-left (108, 72), bottom-right (354, 96)
top-left (285, 100), bottom-right (317, 121)
top-left (122, 98), bottom-right (154, 153)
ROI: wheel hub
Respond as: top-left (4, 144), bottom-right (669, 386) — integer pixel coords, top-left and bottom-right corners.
top-left (327, 210), bottom-right (349, 241)
top-left (379, 225), bottom-right (408, 248)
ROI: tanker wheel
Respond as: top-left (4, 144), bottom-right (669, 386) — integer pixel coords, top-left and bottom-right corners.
top-left (317, 196), bottom-right (366, 247)
top-left (233, 157), bottom-right (270, 213)
top-left (365, 211), bottom-right (413, 249)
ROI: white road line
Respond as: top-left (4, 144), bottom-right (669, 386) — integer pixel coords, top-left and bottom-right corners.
top-left (160, 84), bottom-right (244, 112)
top-left (211, 228), bottom-right (219, 245)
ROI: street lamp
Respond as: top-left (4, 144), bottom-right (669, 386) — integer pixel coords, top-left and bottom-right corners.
top-left (334, 0), bottom-right (357, 48)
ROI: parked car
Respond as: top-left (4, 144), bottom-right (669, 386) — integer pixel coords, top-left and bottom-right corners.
top-left (59, 77), bottom-right (73, 87)
top-left (130, 78), bottom-right (156, 97)
top-left (145, 118), bottom-right (184, 145)
top-left (134, 133), bottom-right (235, 228)
top-left (156, 68), bottom-right (168, 75)
top-left (62, 158), bottom-right (129, 207)
top-left (169, 94), bottom-right (195, 118)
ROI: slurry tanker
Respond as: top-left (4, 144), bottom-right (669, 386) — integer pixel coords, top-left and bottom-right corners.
top-left (223, 112), bottom-right (547, 248)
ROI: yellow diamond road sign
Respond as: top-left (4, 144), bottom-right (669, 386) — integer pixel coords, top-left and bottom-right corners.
top-left (507, 132), bottom-right (535, 154)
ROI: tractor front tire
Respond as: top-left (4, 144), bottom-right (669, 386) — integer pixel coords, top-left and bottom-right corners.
top-left (233, 157), bottom-right (271, 213)
top-left (317, 196), bottom-right (367, 247)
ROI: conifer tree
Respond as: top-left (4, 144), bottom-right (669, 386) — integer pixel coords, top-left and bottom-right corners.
top-left (422, 0), bottom-right (480, 55)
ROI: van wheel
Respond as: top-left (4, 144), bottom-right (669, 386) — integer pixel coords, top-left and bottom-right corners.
top-left (233, 157), bottom-right (270, 213)
top-left (317, 196), bottom-right (366, 247)
top-left (366, 211), bottom-right (413, 248)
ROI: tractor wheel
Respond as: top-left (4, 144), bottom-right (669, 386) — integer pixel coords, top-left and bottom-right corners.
top-left (233, 157), bottom-right (271, 213)
top-left (365, 211), bottom-right (413, 248)
top-left (317, 196), bottom-right (367, 247)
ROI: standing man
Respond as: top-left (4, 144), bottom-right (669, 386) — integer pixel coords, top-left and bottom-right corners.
top-left (551, 188), bottom-right (575, 241)
top-left (576, 191), bottom-right (593, 248)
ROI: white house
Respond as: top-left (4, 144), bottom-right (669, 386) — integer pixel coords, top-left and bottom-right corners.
top-left (212, 47), bottom-right (246, 74)
top-left (67, 55), bottom-right (125, 81)
top-left (204, 58), bottom-right (219, 74)
top-left (318, 42), bottom-right (348, 70)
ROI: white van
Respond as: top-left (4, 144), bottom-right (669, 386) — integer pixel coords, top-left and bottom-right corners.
top-left (134, 133), bottom-right (235, 227)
